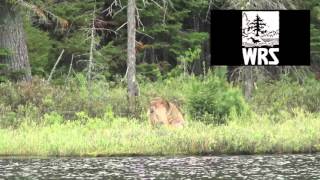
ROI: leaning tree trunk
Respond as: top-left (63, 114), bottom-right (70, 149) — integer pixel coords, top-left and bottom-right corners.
top-left (127, 0), bottom-right (139, 116)
top-left (0, 2), bottom-right (32, 82)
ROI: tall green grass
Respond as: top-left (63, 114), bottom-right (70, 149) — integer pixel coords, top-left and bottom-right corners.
top-left (0, 109), bottom-right (319, 157)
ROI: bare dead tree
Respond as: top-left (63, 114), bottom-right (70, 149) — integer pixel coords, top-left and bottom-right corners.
top-left (87, 4), bottom-right (96, 88)
top-left (127, 0), bottom-right (139, 116)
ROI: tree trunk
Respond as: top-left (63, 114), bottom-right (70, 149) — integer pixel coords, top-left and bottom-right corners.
top-left (244, 67), bottom-right (253, 100)
top-left (0, 2), bottom-right (32, 82)
top-left (227, 66), bottom-right (237, 82)
top-left (127, 0), bottom-right (139, 115)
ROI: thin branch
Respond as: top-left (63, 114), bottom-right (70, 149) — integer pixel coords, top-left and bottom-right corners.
top-left (47, 49), bottom-right (65, 83)
top-left (65, 54), bottom-right (74, 84)
top-left (121, 66), bottom-right (129, 82)
top-left (115, 22), bottom-right (128, 32)
top-left (102, 0), bottom-right (123, 16)
top-left (135, 6), bottom-right (144, 31)
top-left (162, 0), bottom-right (168, 24)
top-left (149, 0), bottom-right (169, 24)
top-left (206, 0), bottom-right (212, 22)
top-left (136, 30), bottom-right (154, 39)
top-left (113, 5), bottom-right (127, 18)
top-left (81, 27), bottom-right (118, 35)
top-left (150, 0), bottom-right (163, 9)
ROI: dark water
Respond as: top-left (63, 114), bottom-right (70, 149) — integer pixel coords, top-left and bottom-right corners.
top-left (0, 154), bottom-right (320, 179)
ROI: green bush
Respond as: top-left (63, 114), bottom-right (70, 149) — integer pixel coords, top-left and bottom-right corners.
top-left (251, 76), bottom-right (320, 120)
top-left (43, 112), bottom-right (64, 126)
top-left (137, 63), bottom-right (162, 82)
top-left (186, 75), bottom-right (249, 124)
top-left (0, 103), bottom-right (41, 128)
top-left (0, 76), bottom-right (116, 124)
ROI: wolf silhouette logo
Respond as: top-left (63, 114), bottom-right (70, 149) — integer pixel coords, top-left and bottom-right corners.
top-left (249, 37), bottom-right (261, 44)
top-left (242, 11), bottom-right (279, 65)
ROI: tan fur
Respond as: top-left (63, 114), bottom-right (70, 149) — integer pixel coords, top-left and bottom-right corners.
top-left (148, 97), bottom-right (185, 127)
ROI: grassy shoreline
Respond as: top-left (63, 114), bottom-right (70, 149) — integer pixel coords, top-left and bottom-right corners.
top-left (0, 110), bottom-right (319, 157)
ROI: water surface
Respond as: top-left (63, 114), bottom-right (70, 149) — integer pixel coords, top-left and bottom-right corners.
top-left (1, 154), bottom-right (320, 179)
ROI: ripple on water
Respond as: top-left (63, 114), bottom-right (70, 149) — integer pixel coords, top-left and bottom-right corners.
top-left (0, 154), bottom-right (320, 179)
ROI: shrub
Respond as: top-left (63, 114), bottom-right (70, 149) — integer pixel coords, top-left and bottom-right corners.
top-left (0, 103), bottom-right (41, 128)
top-left (137, 63), bottom-right (162, 82)
top-left (251, 76), bottom-right (320, 121)
top-left (186, 75), bottom-right (249, 124)
top-left (0, 76), bottom-right (117, 125)
top-left (43, 112), bottom-right (64, 126)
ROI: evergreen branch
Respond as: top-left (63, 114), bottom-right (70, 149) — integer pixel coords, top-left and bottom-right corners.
top-left (16, 0), bottom-right (69, 31)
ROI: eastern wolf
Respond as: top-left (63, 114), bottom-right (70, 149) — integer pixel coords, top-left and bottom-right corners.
top-left (148, 97), bottom-right (185, 128)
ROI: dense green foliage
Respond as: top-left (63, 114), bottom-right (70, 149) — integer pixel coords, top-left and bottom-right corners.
top-left (0, 74), bottom-right (319, 128)
top-left (0, 74), bottom-right (248, 127)
top-left (187, 76), bottom-right (249, 124)
top-left (25, 22), bottom-right (53, 76)
top-left (251, 76), bottom-right (320, 117)
top-left (17, 0), bottom-right (209, 81)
